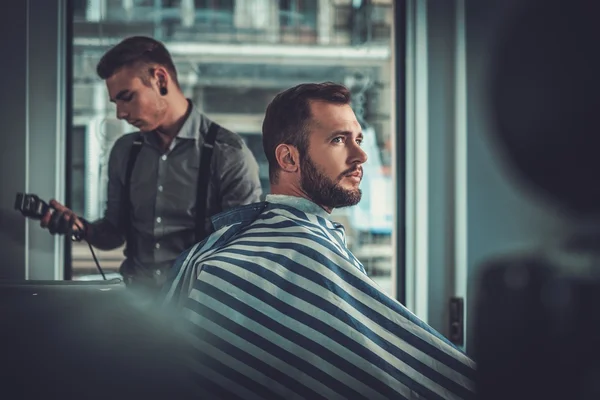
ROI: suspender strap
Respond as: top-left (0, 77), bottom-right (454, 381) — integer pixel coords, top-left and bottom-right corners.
top-left (195, 122), bottom-right (220, 242)
top-left (121, 123), bottom-right (218, 256)
top-left (122, 134), bottom-right (143, 257)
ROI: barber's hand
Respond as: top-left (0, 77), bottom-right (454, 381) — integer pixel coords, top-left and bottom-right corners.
top-left (40, 200), bottom-right (86, 237)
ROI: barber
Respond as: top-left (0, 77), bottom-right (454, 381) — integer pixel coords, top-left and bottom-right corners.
top-left (41, 36), bottom-right (262, 295)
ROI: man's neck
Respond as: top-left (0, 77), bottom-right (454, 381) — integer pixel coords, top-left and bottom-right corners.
top-left (269, 184), bottom-right (332, 214)
top-left (155, 95), bottom-right (191, 149)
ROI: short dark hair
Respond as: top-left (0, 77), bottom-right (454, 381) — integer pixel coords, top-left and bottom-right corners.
top-left (262, 82), bottom-right (352, 183)
top-left (96, 36), bottom-right (179, 87)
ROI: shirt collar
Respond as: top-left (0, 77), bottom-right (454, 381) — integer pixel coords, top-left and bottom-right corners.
top-left (175, 99), bottom-right (204, 141)
top-left (144, 99), bottom-right (205, 146)
top-left (265, 194), bottom-right (330, 219)
top-left (209, 196), bottom-right (338, 232)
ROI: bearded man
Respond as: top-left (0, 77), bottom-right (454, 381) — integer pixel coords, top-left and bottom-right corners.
top-left (160, 82), bottom-right (476, 399)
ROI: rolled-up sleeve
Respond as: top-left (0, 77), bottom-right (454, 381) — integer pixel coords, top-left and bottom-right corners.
top-left (216, 141), bottom-right (263, 210)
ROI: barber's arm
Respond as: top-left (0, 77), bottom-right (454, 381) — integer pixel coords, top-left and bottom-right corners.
top-left (217, 142), bottom-right (263, 210)
top-left (85, 139), bottom-right (127, 250)
top-left (41, 139), bottom-right (126, 250)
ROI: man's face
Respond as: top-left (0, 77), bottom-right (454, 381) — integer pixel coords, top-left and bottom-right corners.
top-left (300, 100), bottom-right (368, 210)
top-left (106, 66), bottom-right (167, 132)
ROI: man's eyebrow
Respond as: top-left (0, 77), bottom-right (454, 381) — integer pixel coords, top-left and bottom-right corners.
top-left (326, 130), bottom-right (364, 140)
top-left (109, 89), bottom-right (130, 103)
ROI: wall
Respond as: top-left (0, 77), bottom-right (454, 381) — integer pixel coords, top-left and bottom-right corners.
top-left (403, 0), bottom-right (569, 353)
top-left (463, 0), bottom-right (568, 352)
top-left (0, 1), bottom-right (28, 279)
top-left (425, 0), bottom-right (459, 343)
top-left (0, 0), bottom-right (66, 280)
top-left (404, 0), bottom-right (465, 339)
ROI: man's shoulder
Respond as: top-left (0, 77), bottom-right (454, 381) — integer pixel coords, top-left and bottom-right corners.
top-left (206, 121), bottom-right (260, 174)
top-left (207, 120), bottom-right (245, 151)
top-left (210, 202), bottom-right (268, 231)
top-left (111, 131), bottom-right (142, 152)
top-left (107, 132), bottom-right (142, 163)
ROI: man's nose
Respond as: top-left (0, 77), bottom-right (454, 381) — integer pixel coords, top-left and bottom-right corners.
top-left (350, 142), bottom-right (368, 164)
top-left (116, 106), bottom-right (128, 120)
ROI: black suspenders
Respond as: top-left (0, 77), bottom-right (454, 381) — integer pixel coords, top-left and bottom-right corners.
top-left (194, 122), bottom-right (220, 242)
top-left (122, 122), bottom-right (220, 256)
top-left (122, 134), bottom-right (143, 257)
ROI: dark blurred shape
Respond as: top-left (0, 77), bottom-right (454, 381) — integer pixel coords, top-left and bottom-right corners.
top-left (477, 0), bottom-right (600, 398)
top-left (0, 279), bottom-right (200, 399)
top-left (473, 256), bottom-right (600, 400)
top-left (488, 0), bottom-right (600, 215)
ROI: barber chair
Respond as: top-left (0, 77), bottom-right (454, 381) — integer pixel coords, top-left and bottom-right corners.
top-left (473, 0), bottom-right (600, 399)
top-left (0, 278), bottom-right (199, 399)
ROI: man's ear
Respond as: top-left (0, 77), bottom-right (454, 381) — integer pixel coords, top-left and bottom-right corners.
top-left (275, 144), bottom-right (300, 174)
top-left (151, 66), bottom-right (169, 88)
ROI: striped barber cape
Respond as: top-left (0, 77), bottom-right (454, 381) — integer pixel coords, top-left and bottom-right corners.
top-left (160, 195), bottom-right (476, 399)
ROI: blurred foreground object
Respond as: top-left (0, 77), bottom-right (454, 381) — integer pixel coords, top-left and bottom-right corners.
top-left (0, 279), bottom-right (199, 399)
top-left (474, 254), bottom-right (600, 400)
top-left (488, 0), bottom-right (600, 215)
top-left (476, 0), bottom-right (600, 399)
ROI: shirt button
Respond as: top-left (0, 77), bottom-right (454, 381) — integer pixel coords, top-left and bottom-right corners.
top-left (156, 217), bottom-right (162, 223)
top-left (155, 270), bottom-right (161, 276)
top-left (158, 185), bottom-right (163, 192)
top-left (155, 243), bottom-right (160, 249)
top-left (161, 155), bottom-right (167, 161)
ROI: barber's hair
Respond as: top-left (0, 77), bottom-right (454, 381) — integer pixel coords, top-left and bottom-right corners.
top-left (96, 36), bottom-right (179, 87)
top-left (262, 82), bottom-right (352, 183)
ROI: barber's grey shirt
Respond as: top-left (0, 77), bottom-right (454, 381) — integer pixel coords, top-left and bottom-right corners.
top-left (88, 100), bottom-right (262, 277)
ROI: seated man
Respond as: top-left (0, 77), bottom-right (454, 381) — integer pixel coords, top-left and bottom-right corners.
top-left (159, 82), bottom-right (476, 399)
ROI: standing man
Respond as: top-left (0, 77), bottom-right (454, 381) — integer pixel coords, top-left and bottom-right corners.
top-left (160, 82), bottom-right (476, 399)
top-left (41, 36), bottom-right (262, 295)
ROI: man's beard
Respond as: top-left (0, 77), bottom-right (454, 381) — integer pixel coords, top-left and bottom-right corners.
top-left (300, 155), bottom-right (362, 210)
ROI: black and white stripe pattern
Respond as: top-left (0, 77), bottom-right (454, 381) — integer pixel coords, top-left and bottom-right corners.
top-left (162, 204), bottom-right (476, 399)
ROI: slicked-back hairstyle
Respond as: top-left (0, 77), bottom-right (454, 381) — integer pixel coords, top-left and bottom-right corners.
top-left (262, 82), bottom-right (352, 183)
top-left (96, 36), bottom-right (179, 87)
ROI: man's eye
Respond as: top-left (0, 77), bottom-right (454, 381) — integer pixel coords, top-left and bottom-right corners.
top-left (122, 93), bottom-right (134, 102)
top-left (356, 139), bottom-right (363, 146)
top-left (332, 137), bottom-right (344, 143)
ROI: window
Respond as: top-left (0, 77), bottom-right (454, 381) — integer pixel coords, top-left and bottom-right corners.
top-left (69, 0), bottom-right (400, 297)
top-left (72, 0), bottom-right (87, 21)
top-left (279, 0), bottom-right (318, 43)
top-left (202, 87), bottom-right (282, 115)
top-left (194, 0), bottom-right (234, 25)
top-left (279, 0), bottom-right (317, 29)
top-left (194, 0), bottom-right (234, 10)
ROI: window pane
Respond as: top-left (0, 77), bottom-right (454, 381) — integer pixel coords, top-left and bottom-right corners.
top-left (70, 0), bottom-right (398, 295)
